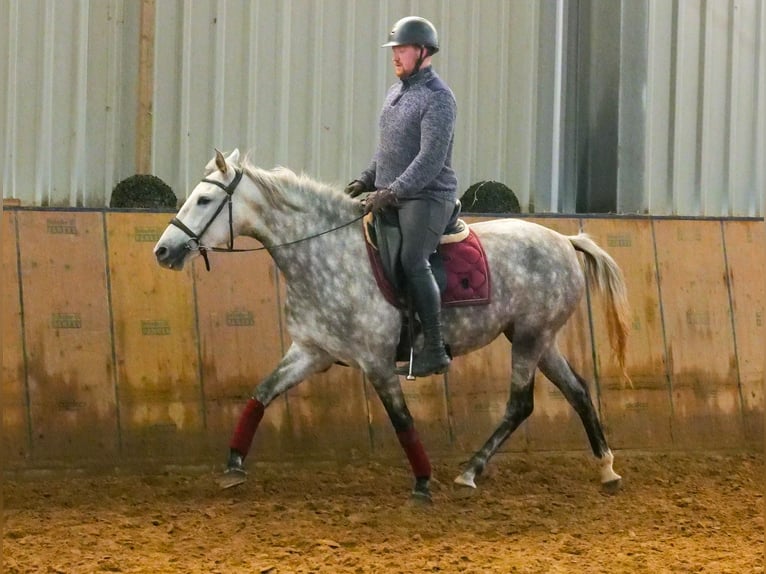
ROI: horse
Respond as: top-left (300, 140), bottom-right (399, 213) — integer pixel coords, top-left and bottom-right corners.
top-left (154, 149), bottom-right (630, 503)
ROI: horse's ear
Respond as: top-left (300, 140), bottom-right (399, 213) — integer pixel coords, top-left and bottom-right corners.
top-left (214, 149), bottom-right (227, 173)
top-left (226, 148), bottom-right (240, 165)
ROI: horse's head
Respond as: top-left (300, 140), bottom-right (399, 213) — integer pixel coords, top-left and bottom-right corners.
top-left (154, 149), bottom-right (247, 270)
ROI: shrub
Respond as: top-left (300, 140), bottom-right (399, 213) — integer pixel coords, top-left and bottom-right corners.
top-left (110, 174), bottom-right (177, 208)
top-left (461, 180), bottom-right (521, 214)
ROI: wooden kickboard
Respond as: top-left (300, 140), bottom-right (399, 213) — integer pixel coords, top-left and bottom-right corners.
top-left (16, 211), bottom-right (118, 462)
top-left (1, 211), bottom-right (29, 464)
top-left (722, 220), bottom-right (764, 445)
top-left (289, 365), bottom-right (372, 459)
top-left (653, 219), bottom-right (743, 448)
top-left (581, 218), bottom-right (672, 449)
top-left (1, 211), bottom-right (762, 469)
top-left (106, 213), bottom-right (202, 460)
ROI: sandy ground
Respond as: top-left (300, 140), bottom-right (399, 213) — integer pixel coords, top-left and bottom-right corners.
top-left (3, 451), bottom-right (763, 573)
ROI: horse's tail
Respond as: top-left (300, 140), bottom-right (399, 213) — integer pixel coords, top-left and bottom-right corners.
top-left (569, 234), bottom-right (632, 385)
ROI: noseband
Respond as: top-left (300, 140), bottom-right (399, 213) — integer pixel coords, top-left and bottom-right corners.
top-left (169, 168), bottom-right (244, 271)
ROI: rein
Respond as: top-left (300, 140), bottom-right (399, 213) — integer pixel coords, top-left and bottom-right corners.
top-left (169, 168), bottom-right (364, 271)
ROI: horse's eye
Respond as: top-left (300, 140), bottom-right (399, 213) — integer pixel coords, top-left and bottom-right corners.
top-left (197, 196), bottom-right (212, 206)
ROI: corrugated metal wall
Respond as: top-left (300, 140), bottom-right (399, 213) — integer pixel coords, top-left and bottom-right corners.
top-left (637, 0), bottom-right (766, 216)
top-left (1, 0), bottom-right (139, 207)
top-left (148, 0), bottom-right (547, 212)
top-left (1, 0), bottom-right (764, 216)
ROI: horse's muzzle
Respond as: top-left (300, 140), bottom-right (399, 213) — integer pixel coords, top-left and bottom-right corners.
top-left (154, 244), bottom-right (187, 271)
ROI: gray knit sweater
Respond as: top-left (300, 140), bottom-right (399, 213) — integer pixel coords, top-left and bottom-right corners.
top-left (358, 66), bottom-right (458, 201)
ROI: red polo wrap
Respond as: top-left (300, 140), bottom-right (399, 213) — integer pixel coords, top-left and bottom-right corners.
top-left (397, 427), bottom-right (432, 479)
top-left (229, 398), bottom-right (265, 457)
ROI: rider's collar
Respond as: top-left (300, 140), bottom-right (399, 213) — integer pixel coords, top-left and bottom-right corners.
top-left (401, 66), bottom-right (434, 87)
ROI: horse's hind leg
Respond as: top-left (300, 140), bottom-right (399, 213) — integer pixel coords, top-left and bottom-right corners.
top-left (454, 336), bottom-right (543, 489)
top-left (538, 346), bottom-right (622, 491)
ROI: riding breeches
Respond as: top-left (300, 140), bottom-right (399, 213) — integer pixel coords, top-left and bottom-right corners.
top-left (395, 196), bottom-right (454, 279)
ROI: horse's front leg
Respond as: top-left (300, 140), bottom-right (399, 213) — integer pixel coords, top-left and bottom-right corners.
top-left (219, 342), bottom-right (335, 489)
top-left (367, 370), bottom-right (433, 504)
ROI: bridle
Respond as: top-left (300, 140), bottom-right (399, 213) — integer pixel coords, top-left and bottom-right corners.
top-left (169, 167), bottom-right (364, 271)
top-left (169, 168), bottom-right (245, 271)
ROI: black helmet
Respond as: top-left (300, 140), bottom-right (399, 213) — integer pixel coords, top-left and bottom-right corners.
top-left (382, 16), bottom-right (439, 54)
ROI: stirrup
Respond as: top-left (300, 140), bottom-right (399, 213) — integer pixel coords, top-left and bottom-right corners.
top-left (395, 349), bottom-right (450, 378)
top-left (395, 363), bottom-right (450, 378)
top-left (396, 342), bottom-right (418, 380)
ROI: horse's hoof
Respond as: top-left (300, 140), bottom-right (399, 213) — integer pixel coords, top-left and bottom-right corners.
top-left (601, 478), bottom-right (622, 495)
top-left (218, 468), bottom-right (247, 490)
top-left (452, 475), bottom-right (478, 500)
top-left (409, 489), bottom-right (433, 505)
top-left (453, 472), bottom-right (477, 489)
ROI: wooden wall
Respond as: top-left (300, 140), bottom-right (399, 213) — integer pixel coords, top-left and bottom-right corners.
top-left (1, 210), bottom-right (763, 469)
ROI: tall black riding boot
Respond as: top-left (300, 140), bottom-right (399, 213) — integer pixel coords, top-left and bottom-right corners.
top-left (405, 272), bottom-right (451, 377)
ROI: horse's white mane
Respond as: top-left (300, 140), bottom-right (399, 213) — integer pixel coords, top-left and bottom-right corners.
top-left (239, 153), bottom-right (350, 212)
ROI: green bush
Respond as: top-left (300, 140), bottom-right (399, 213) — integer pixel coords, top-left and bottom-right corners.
top-left (461, 180), bottom-right (521, 214)
top-left (110, 174), bottom-right (177, 208)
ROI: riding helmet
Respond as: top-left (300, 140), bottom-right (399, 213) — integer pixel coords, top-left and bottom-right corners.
top-left (382, 16), bottom-right (439, 54)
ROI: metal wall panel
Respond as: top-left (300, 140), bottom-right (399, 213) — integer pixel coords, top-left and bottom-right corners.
top-left (644, 0), bottom-right (675, 214)
top-left (1, 0), bottom-right (138, 206)
top-left (1, 1), bottom-right (763, 214)
top-left (574, 0), bottom-right (622, 213)
top-left (150, 0), bottom-right (547, 210)
top-left (638, 0), bottom-right (766, 216)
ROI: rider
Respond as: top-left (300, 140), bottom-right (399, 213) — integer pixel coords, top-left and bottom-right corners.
top-left (345, 16), bottom-right (458, 377)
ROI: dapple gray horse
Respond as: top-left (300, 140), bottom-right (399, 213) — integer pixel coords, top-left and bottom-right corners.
top-left (154, 149), bottom-right (630, 502)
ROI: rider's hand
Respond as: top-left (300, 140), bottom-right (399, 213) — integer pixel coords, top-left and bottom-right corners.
top-left (344, 180), bottom-right (368, 198)
top-left (365, 188), bottom-right (399, 214)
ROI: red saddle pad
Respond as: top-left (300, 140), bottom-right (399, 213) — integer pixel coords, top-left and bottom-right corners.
top-left (365, 226), bottom-right (491, 309)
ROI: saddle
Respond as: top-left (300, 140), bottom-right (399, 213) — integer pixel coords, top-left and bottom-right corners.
top-left (363, 201), bottom-right (491, 308)
top-left (363, 201), bottom-right (491, 361)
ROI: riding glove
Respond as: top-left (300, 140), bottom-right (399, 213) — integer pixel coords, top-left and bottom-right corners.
top-left (365, 188), bottom-right (399, 214)
top-left (344, 180), bottom-right (368, 198)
